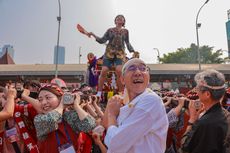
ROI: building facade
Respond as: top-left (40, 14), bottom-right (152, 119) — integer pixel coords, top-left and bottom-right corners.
top-left (226, 9), bottom-right (230, 57)
top-left (54, 45), bottom-right (65, 64)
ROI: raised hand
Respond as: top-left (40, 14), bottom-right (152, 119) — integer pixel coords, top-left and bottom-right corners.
top-left (107, 95), bottom-right (123, 117)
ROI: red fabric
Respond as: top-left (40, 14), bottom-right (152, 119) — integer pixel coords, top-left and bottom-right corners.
top-left (14, 104), bottom-right (38, 142)
top-left (51, 78), bottom-right (67, 88)
top-left (179, 87), bottom-right (191, 95)
top-left (15, 103), bottom-right (92, 153)
top-left (79, 132), bottom-right (92, 153)
top-left (166, 113), bottom-right (190, 149)
top-left (38, 122), bottom-right (84, 153)
top-left (166, 128), bottom-right (173, 148)
top-left (0, 131), bottom-right (4, 153)
top-left (14, 103), bottom-right (39, 153)
top-left (174, 113), bottom-right (190, 148)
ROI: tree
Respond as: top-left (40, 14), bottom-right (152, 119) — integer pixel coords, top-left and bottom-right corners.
top-left (160, 43), bottom-right (225, 64)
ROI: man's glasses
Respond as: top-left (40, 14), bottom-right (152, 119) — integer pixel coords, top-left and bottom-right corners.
top-left (126, 64), bottom-right (149, 72)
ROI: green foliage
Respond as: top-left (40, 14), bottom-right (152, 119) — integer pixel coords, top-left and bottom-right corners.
top-left (160, 43), bottom-right (224, 64)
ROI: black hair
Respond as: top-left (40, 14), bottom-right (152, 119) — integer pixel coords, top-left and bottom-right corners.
top-left (114, 15), bottom-right (125, 27)
top-left (23, 80), bottom-right (41, 89)
top-left (80, 83), bottom-right (89, 90)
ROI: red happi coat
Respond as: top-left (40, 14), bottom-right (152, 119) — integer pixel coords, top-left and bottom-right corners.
top-left (14, 103), bottom-right (39, 153)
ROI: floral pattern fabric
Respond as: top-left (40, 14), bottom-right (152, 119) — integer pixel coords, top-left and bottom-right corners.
top-left (34, 110), bottom-right (62, 140)
top-left (34, 110), bottom-right (96, 140)
top-left (63, 110), bottom-right (96, 133)
top-left (96, 27), bottom-right (134, 59)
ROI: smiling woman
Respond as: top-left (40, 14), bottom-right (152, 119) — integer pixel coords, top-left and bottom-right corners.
top-left (16, 83), bottom-right (96, 153)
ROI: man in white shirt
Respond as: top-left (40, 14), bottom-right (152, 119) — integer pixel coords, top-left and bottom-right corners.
top-left (104, 58), bottom-right (169, 153)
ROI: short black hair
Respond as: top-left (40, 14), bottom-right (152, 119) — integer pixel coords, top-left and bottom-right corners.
top-left (80, 83), bottom-right (89, 90)
top-left (23, 80), bottom-right (41, 89)
top-left (114, 14), bottom-right (125, 27)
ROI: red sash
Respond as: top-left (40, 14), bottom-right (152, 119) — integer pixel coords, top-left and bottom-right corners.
top-left (14, 104), bottom-right (39, 153)
top-left (0, 131), bottom-right (4, 153)
top-left (79, 132), bottom-right (92, 153)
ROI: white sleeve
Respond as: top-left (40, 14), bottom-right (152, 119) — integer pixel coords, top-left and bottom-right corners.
top-left (104, 108), bottom-right (155, 153)
top-left (104, 125), bottom-right (119, 147)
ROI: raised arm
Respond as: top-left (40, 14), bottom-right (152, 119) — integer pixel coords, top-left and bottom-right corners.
top-left (73, 93), bottom-right (91, 120)
top-left (21, 89), bottom-right (43, 113)
top-left (92, 96), bottom-right (104, 118)
top-left (89, 29), bottom-right (110, 44)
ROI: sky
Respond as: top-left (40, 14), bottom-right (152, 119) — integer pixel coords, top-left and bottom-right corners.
top-left (0, 0), bottom-right (229, 64)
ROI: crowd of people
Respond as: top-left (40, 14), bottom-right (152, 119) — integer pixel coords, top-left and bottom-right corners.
top-left (1, 14), bottom-right (230, 153)
top-left (0, 58), bottom-right (230, 153)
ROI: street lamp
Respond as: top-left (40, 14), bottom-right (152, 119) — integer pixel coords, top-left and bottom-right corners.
top-left (196, 0), bottom-right (210, 71)
top-left (55, 0), bottom-right (61, 78)
top-left (153, 48), bottom-right (160, 64)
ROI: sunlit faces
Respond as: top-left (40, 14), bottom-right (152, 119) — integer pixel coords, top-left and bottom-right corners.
top-left (38, 90), bottom-right (60, 113)
top-left (122, 62), bottom-right (149, 95)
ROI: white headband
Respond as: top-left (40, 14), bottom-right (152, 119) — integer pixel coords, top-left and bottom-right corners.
top-left (198, 80), bottom-right (225, 90)
top-left (122, 58), bottom-right (145, 75)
